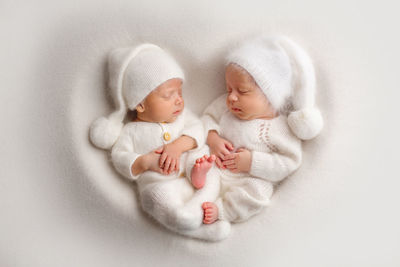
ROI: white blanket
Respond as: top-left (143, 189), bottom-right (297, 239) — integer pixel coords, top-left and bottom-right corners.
top-left (1, 0), bottom-right (399, 266)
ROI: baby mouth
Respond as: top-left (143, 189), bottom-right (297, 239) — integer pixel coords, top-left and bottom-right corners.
top-left (173, 110), bottom-right (181, 115)
top-left (231, 107), bottom-right (241, 112)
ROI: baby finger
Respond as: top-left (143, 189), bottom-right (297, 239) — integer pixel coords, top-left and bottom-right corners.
top-left (164, 157), bottom-right (172, 174)
top-left (216, 157), bottom-right (224, 169)
top-left (169, 159), bottom-right (176, 174)
top-left (160, 152), bottom-right (167, 168)
top-left (225, 163), bottom-right (237, 169)
top-left (222, 159), bottom-right (235, 166)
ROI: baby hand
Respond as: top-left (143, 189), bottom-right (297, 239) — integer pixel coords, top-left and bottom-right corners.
top-left (155, 143), bottom-right (182, 175)
top-left (222, 148), bottom-right (251, 173)
top-left (206, 130), bottom-right (234, 169)
top-left (143, 151), bottom-right (164, 174)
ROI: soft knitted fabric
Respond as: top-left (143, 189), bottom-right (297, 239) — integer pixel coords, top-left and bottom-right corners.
top-left (226, 35), bottom-right (323, 140)
top-left (121, 47), bottom-right (185, 110)
top-left (226, 37), bottom-right (292, 111)
top-left (112, 109), bottom-right (203, 181)
top-left (202, 94), bottom-right (302, 222)
top-left (111, 109), bottom-right (229, 241)
top-left (90, 44), bottom-right (185, 150)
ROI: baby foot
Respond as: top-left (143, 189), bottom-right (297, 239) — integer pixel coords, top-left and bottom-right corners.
top-left (202, 202), bottom-right (218, 224)
top-left (191, 155), bottom-right (216, 189)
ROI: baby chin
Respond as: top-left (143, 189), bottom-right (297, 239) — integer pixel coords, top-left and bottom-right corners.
top-left (229, 107), bottom-right (250, 120)
top-left (163, 111), bottom-right (182, 123)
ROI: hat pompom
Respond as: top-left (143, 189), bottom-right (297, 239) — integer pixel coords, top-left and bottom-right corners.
top-left (89, 116), bottom-right (124, 150)
top-left (288, 107), bottom-right (323, 140)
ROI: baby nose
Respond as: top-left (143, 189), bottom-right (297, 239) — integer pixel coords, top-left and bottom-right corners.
top-left (228, 92), bottom-right (238, 102)
top-left (175, 95), bottom-right (183, 105)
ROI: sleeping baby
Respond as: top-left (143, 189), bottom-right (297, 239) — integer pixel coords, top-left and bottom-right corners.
top-left (89, 44), bottom-right (230, 241)
top-left (197, 36), bottom-right (324, 224)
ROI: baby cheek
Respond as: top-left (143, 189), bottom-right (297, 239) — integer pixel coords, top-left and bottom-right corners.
top-left (165, 101), bottom-right (177, 113)
top-left (253, 98), bottom-right (266, 110)
top-left (154, 102), bottom-right (168, 114)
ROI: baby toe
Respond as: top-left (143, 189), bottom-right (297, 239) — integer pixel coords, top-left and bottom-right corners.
top-left (202, 202), bottom-right (210, 209)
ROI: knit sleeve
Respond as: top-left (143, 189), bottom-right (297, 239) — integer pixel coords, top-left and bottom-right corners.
top-left (111, 125), bottom-right (142, 181)
top-left (201, 93), bottom-right (228, 136)
top-left (181, 109), bottom-right (205, 149)
top-left (249, 126), bottom-right (303, 183)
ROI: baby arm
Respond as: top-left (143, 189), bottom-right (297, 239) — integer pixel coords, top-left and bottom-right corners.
top-left (202, 94), bottom-right (234, 168)
top-left (156, 135), bottom-right (197, 175)
top-left (224, 119), bottom-right (303, 181)
top-left (131, 151), bottom-right (164, 176)
top-left (248, 148), bottom-right (302, 182)
top-left (222, 146), bottom-right (301, 182)
top-left (155, 109), bottom-right (204, 175)
top-left (112, 125), bottom-right (163, 180)
top-left (207, 130), bottom-right (234, 169)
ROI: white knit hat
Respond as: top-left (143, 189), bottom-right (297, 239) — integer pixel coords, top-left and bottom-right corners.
top-left (226, 35), bottom-right (323, 140)
top-left (90, 44), bottom-right (185, 149)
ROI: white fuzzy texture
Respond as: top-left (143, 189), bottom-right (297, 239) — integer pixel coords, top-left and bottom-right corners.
top-left (5, 1), bottom-right (399, 265)
top-left (288, 107), bottom-right (324, 140)
top-left (111, 109), bottom-right (204, 180)
top-left (227, 36), bottom-right (323, 141)
top-left (89, 44), bottom-right (185, 150)
top-left (122, 48), bottom-right (185, 110)
top-left (89, 116), bottom-right (124, 149)
top-left (226, 36), bottom-right (293, 111)
top-left (110, 109), bottom-right (228, 240)
top-left (203, 94), bottom-right (302, 222)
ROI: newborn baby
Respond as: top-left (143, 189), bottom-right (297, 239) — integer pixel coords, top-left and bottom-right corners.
top-left (90, 44), bottom-right (229, 241)
top-left (197, 36), bottom-right (324, 224)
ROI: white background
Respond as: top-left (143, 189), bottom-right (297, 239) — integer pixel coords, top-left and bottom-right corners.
top-left (1, 0), bottom-right (399, 266)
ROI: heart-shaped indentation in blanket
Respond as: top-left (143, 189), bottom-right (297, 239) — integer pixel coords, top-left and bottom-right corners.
top-left (35, 13), bottom-right (334, 251)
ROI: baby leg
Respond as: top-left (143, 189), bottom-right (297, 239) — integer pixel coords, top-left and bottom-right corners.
top-left (139, 174), bottom-right (194, 229)
top-left (172, 166), bottom-right (221, 230)
top-left (140, 177), bottom-right (230, 242)
top-left (214, 177), bottom-right (273, 223)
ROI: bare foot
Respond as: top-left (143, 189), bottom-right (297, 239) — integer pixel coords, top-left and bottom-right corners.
top-left (202, 202), bottom-right (218, 224)
top-left (191, 155), bottom-right (216, 189)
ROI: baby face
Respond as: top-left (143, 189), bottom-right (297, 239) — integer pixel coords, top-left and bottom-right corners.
top-left (225, 64), bottom-right (277, 120)
top-left (136, 78), bottom-right (184, 123)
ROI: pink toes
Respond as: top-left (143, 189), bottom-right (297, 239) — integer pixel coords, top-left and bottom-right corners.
top-left (202, 202), bottom-right (211, 209)
top-left (208, 154), bottom-right (216, 162)
top-left (196, 155), bottom-right (216, 164)
top-left (202, 202), bottom-right (218, 224)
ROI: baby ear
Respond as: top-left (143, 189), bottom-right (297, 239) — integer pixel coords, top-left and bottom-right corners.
top-left (136, 102), bottom-right (145, 113)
